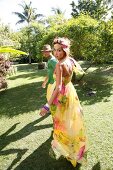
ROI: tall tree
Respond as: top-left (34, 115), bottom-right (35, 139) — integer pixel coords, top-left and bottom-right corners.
top-left (44, 7), bottom-right (66, 30)
top-left (13, 1), bottom-right (43, 25)
top-left (0, 23), bottom-right (13, 47)
top-left (70, 0), bottom-right (110, 20)
top-left (13, 1), bottom-right (44, 63)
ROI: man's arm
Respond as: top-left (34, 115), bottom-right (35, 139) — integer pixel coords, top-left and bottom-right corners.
top-left (42, 76), bottom-right (48, 88)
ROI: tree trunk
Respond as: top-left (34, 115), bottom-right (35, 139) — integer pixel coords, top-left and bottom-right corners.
top-left (28, 54), bottom-right (31, 64)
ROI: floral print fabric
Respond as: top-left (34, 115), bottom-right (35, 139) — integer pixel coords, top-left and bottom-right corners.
top-left (47, 74), bottom-right (87, 167)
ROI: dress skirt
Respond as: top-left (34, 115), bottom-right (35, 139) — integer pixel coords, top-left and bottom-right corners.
top-left (47, 76), bottom-right (87, 167)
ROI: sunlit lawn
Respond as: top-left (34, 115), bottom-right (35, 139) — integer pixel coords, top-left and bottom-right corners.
top-left (0, 63), bottom-right (113, 170)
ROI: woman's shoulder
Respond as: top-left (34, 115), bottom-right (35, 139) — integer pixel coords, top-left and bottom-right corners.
top-left (61, 57), bottom-right (73, 67)
top-left (56, 57), bottom-right (75, 69)
top-left (68, 57), bottom-right (77, 65)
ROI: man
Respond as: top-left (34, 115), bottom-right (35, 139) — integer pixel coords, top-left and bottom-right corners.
top-left (41, 44), bottom-right (57, 100)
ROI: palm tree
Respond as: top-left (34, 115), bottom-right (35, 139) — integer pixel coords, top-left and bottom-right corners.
top-left (13, 1), bottom-right (43, 25)
top-left (13, 1), bottom-right (43, 63)
top-left (51, 7), bottom-right (65, 15)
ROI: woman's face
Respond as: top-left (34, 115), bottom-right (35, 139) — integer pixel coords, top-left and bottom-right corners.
top-left (53, 44), bottom-right (66, 61)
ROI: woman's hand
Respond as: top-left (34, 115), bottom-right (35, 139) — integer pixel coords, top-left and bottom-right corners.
top-left (39, 107), bottom-right (48, 116)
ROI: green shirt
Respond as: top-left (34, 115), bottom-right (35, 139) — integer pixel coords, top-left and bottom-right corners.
top-left (47, 56), bottom-right (57, 84)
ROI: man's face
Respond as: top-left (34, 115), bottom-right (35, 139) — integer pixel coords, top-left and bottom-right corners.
top-left (43, 51), bottom-right (50, 57)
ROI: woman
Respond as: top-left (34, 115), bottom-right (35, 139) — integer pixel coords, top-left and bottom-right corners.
top-left (40, 37), bottom-right (87, 167)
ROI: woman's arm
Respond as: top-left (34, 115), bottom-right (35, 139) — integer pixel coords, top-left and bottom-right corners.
top-left (40, 63), bottom-right (62, 116)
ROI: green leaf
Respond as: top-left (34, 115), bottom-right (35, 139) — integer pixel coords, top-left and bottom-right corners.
top-left (0, 47), bottom-right (28, 55)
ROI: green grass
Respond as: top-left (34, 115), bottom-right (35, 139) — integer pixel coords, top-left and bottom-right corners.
top-left (0, 63), bottom-right (113, 170)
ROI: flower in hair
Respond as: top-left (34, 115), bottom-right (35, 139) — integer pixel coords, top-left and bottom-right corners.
top-left (53, 37), bottom-right (70, 48)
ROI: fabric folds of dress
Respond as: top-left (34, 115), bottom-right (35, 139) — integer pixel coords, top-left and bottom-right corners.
top-left (47, 73), bottom-right (87, 167)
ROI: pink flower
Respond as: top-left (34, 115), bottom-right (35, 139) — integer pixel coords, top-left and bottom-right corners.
top-left (54, 118), bottom-right (60, 130)
top-left (60, 84), bottom-right (65, 94)
top-left (61, 44), bottom-right (68, 48)
top-left (53, 97), bottom-right (59, 105)
top-left (53, 118), bottom-right (65, 131)
top-left (77, 145), bottom-right (85, 160)
top-left (60, 84), bottom-right (68, 95)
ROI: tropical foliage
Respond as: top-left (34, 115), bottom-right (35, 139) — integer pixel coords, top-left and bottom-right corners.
top-left (13, 1), bottom-right (44, 63)
top-left (0, 47), bottom-right (28, 55)
top-left (0, 0), bottom-right (112, 64)
top-left (70, 0), bottom-right (112, 20)
top-left (13, 1), bottom-right (43, 25)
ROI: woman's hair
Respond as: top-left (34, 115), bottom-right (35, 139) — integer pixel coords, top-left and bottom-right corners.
top-left (53, 37), bottom-right (71, 56)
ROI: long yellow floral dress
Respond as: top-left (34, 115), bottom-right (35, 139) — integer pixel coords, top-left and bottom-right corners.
top-left (47, 65), bottom-right (87, 167)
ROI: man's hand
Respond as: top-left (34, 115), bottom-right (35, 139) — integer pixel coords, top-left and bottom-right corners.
top-left (42, 82), bottom-right (46, 88)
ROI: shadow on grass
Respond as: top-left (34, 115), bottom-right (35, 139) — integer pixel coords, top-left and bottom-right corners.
top-left (8, 68), bottom-right (47, 81)
top-left (16, 63), bottom-right (39, 72)
top-left (0, 64), bottom-right (113, 118)
top-left (14, 135), bottom-right (81, 170)
top-left (92, 162), bottom-right (101, 170)
top-left (1, 148), bottom-right (27, 170)
top-left (75, 66), bottom-right (113, 105)
top-left (0, 114), bottom-right (52, 170)
top-left (0, 81), bottom-right (46, 117)
top-left (8, 72), bottom-right (46, 80)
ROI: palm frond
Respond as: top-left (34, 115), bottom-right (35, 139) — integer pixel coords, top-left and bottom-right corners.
top-left (16, 19), bottom-right (26, 25)
top-left (13, 12), bottom-right (26, 20)
top-left (13, 1), bottom-right (43, 25)
top-left (0, 47), bottom-right (28, 55)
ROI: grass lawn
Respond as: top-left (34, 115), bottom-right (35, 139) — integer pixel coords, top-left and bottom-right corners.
top-left (0, 63), bottom-right (113, 170)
